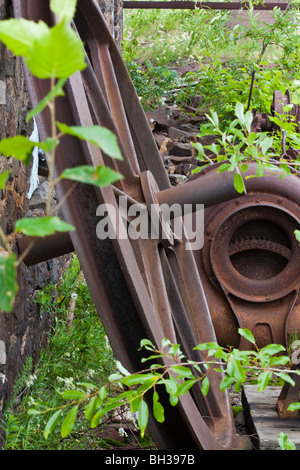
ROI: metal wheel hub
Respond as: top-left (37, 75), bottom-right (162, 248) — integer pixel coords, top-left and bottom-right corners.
top-left (194, 164), bottom-right (300, 349)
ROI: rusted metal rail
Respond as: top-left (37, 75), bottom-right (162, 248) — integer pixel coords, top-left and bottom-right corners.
top-left (12, 0), bottom-right (246, 450)
top-left (123, 1), bottom-right (289, 10)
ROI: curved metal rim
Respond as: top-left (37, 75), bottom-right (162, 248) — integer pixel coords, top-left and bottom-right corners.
top-left (209, 200), bottom-right (300, 302)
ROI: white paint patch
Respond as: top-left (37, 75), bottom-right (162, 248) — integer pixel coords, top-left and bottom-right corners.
top-left (28, 117), bottom-right (40, 199)
top-left (0, 80), bottom-right (5, 104)
top-left (0, 340), bottom-right (6, 365)
top-left (0, 373), bottom-right (6, 384)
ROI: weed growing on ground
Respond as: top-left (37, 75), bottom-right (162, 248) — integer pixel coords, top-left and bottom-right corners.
top-left (1, 256), bottom-right (120, 450)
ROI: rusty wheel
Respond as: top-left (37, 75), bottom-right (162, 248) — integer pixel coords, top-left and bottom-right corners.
top-left (193, 163), bottom-right (300, 351)
top-left (13, 0), bottom-right (238, 450)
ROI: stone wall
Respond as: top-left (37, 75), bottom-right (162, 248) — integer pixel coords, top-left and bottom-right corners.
top-left (0, 0), bottom-right (71, 428)
top-left (0, 0), bottom-right (123, 442)
top-left (98, 0), bottom-right (123, 49)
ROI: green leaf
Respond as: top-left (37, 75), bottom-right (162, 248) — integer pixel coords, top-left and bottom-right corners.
top-left (84, 397), bottom-right (97, 420)
top-left (217, 163), bottom-right (231, 173)
top-left (261, 137), bottom-right (273, 155)
top-left (15, 217), bottom-right (75, 237)
top-left (257, 371), bottom-right (272, 391)
top-left (99, 386), bottom-right (107, 401)
top-left (192, 142), bottom-right (205, 158)
top-left (140, 339), bottom-right (155, 350)
top-left (274, 372), bottom-right (295, 387)
top-left (0, 252), bottom-right (18, 312)
top-left (61, 390), bottom-right (86, 400)
top-left (61, 405), bottom-right (78, 438)
top-left (204, 143), bottom-right (219, 155)
top-left (210, 110), bottom-right (219, 127)
top-left (220, 376), bottom-right (236, 391)
top-left (245, 110), bottom-right (253, 133)
top-left (44, 409), bottom-right (62, 440)
top-left (238, 328), bottom-right (256, 345)
top-left (259, 344), bottom-right (286, 356)
top-left (269, 355), bottom-right (290, 366)
top-left (287, 402), bottom-right (300, 412)
top-left (27, 79), bottom-right (67, 122)
top-left (176, 379), bottom-right (197, 396)
top-left (230, 128), bottom-right (245, 140)
top-left (152, 391), bottom-right (165, 423)
top-left (27, 408), bottom-right (43, 415)
top-left (50, 0), bottom-right (77, 21)
top-left (116, 360), bottom-right (131, 377)
top-left (232, 349), bottom-right (257, 362)
top-left (235, 102), bottom-right (245, 125)
top-left (108, 373), bottom-right (123, 382)
top-left (169, 395), bottom-right (178, 406)
top-left (0, 170), bottom-right (10, 189)
top-left (170, 365), bottom-right (194, 378)
top-left (57, 123), bottom-right (123, 160)
top-left (25, 19), bottom-right (86, 79)
top-left (0, 136), bottom-right (41, 165)
top-left (194, 341), bottom-right (221, 351)
top-left (130, 394), bottom-right (142, 414)
top-left (0, 18), bottom-right (48, 57)
top-left (227, 357), bottom-right (246, 383)
top-left (60, 165), bottom-right (123, 187)
top-left (256, 161), bottom-right (264, 177)
top-left (234, 172), bottom-right (245, 194)
top-left (91, 401), bottom-right (124, 428)
top-left (141, 354), bottom-right (164, 363)
top-left (158, 378), bottom-right (178, 396)
top-left (278, 432), bottom-right (296, 450)
top-left (201, 376), bottom-right (210, 396)
top-left (294, 230), bottom-right (300, 244)
top-left (138, 400), bottom-right (149, 438)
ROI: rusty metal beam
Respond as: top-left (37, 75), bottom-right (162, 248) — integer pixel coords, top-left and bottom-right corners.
top-left (17, 232), bottom-right (74, 266)
top-left (277, 365), bottom-right (300, 419)
top-left (18, 169), bottom-right (242, 265)
top-left (123, 1), bottom-right (289, 10)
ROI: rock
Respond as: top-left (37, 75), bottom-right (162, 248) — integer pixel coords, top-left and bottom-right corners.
top-left (29, 180), bottom-right (50, 211)
top-left (169, 174), bottom-right (188, 186)
top-left (168, 127), bottom-right (192, 140)
top-left (169, 156), bottom-right (198, 165)
top-left (146, 108), bottom-right (176, 131)
top-left (153, 132), bottom-right (168, 149)
top-left (168, 141), bottom-right (194, 157)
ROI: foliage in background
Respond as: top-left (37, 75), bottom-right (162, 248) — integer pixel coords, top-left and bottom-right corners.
top-left (0, 256), bottom-right (122, 450)
top-left (122, 3), bottom-right (300, 123)
top-left (191, 100), bottom-right (300, 196)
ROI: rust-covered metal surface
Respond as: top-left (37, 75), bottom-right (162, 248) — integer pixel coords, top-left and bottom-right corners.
top-left (192, 162), bottom-right (300, 350)
top-left (12, 0), bottom-right (247, 450)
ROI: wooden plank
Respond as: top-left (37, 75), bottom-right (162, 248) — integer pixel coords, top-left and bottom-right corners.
top-left (242, 385), bottom-right (300, 450)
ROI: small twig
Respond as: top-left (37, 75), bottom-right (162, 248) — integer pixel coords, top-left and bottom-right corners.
top-left (0, 225), bottom-right (12, 254)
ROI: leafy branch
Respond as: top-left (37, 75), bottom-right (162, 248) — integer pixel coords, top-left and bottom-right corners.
top-left (192, 100), bottom-right (300, 194)
top-left (0, 0), bottom-right (123, 312)
top-left (27, 329), bottom-right (300, 441)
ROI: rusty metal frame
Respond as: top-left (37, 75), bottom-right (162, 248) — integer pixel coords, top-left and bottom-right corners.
top-left (11, 0), bottom-right (249, 450)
